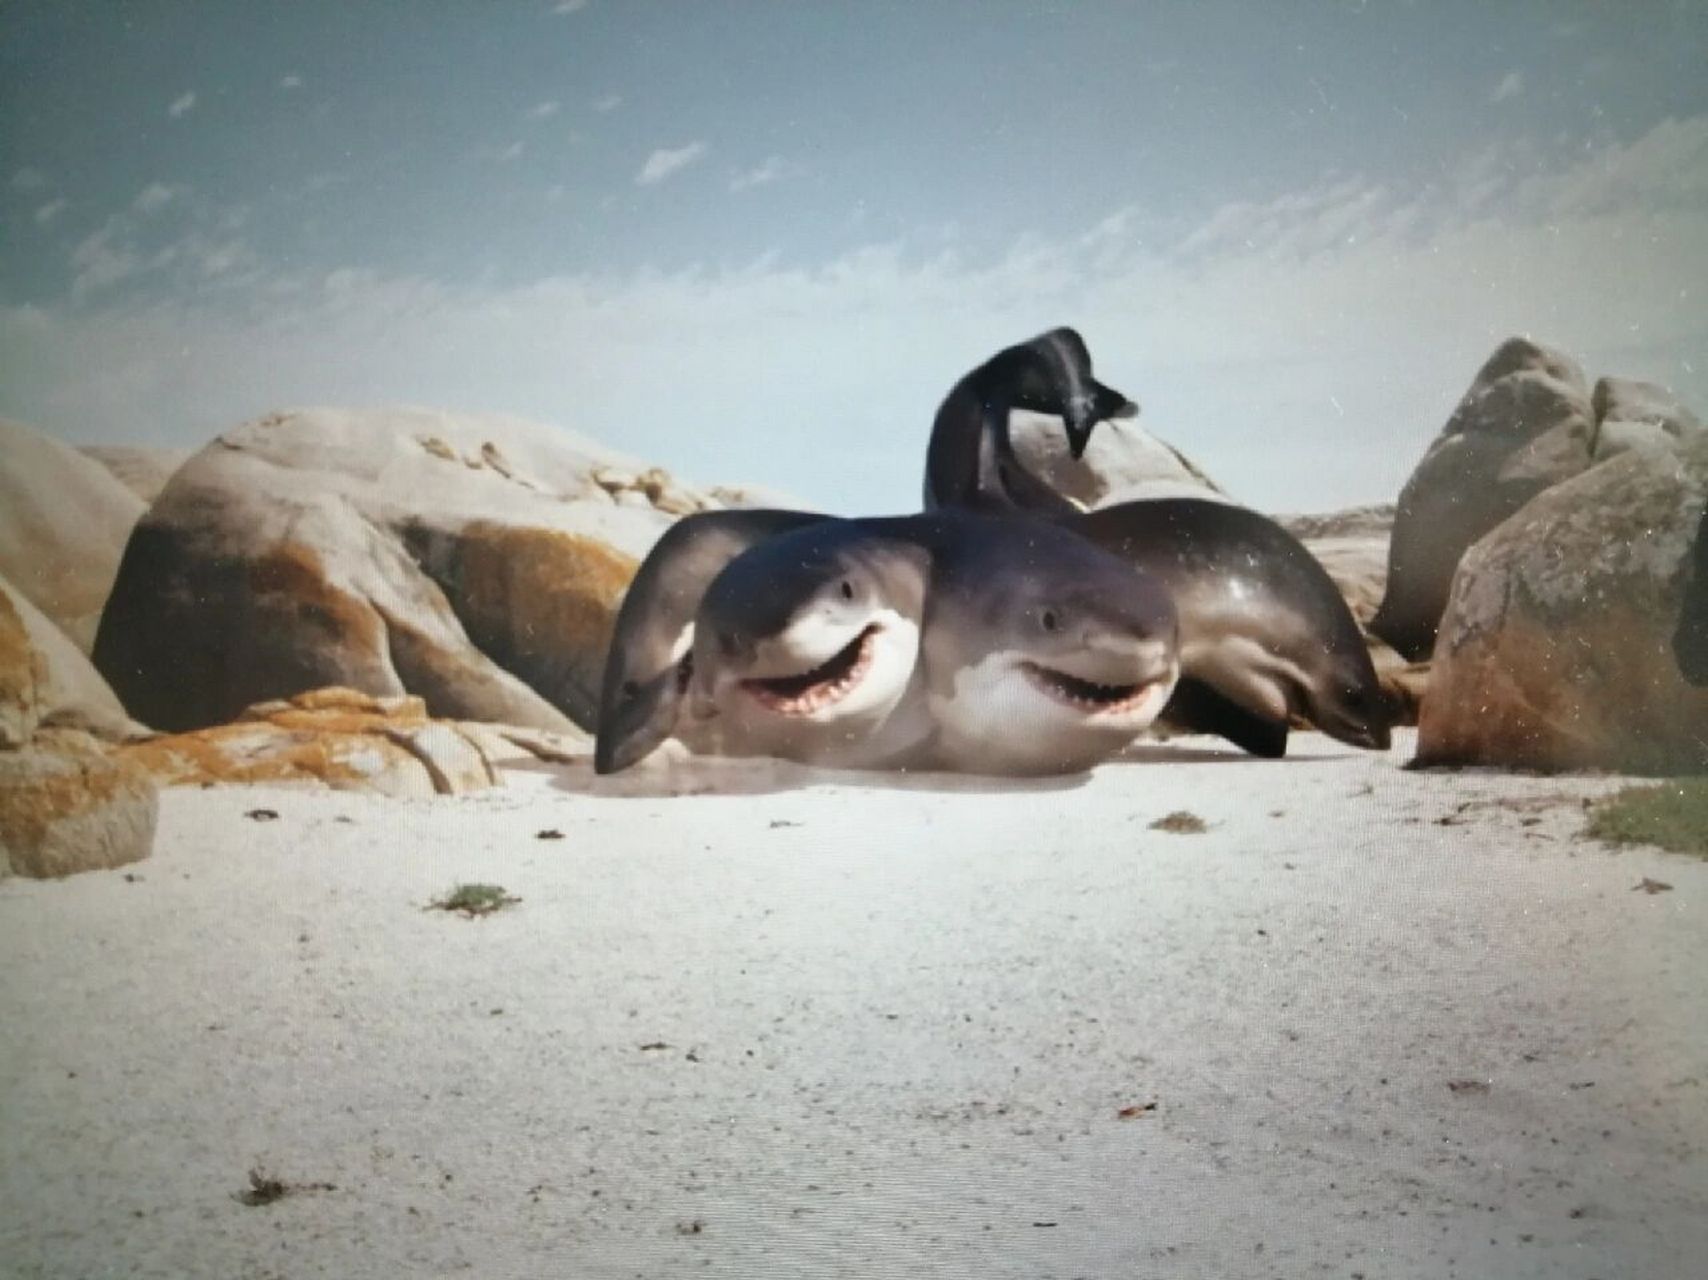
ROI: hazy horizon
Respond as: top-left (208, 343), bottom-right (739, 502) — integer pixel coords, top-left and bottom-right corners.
top-left (3, 0), bottom-right (1706, 514)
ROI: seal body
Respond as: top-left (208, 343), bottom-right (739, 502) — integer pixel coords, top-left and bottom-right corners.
top-left (921, 330), bottom-right (1390, 756)
top-left (923, 327), bottom-right (1136, 515)
top-left (1073, 499), bottom-right (1391, 754)
top-left (686, 511), bottom-right (1181, 775)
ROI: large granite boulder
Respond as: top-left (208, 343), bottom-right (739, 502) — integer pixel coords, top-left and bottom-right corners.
top-left (79, 445), bottom-right (193, 505)
top-left (0, 575), bottom-right (145, 742)
top-left (1278, 508), bottom-right (1394, 627)
top-left (1416, 434), bottom-right (1708, 773)
top-left (1276, 504), bottom-right (1396, 543)
top-left (1371, 339), bottom-right (1598, 660)
top-left (1010, 412), bottom-right (1225, 508)
top-left (0, 729), bottom-right (157, 879)
top-left (2, 568), bottom-right (158, 877)
top-left (0, 418), bottom-right (147, 653)
top-left (1590, 377), bottom-right (1703, 463)
top-left (92, 408), bottom-right (745, 734)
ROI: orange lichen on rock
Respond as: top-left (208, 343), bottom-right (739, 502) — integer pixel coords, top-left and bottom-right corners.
top-left (418, 522), bottom-right (638, 726)
top-left (1417, 614), bottom-right (1708, 773)
top-left (1416, 434), bottom-right (1708, 773)
top-left (120, 687), bottom-right (499, 797)
top-left (1, 729), bottom-right (157, 878)
top-left (0, 587), bottom-right (41, 746)
top-left (248, 540), bottom-right (387, 653)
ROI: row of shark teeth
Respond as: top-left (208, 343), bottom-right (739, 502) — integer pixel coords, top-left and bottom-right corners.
top-left (1020, 661), bottom-right (1154, 715)
top-left (742, 625), bottom-right (880, 716)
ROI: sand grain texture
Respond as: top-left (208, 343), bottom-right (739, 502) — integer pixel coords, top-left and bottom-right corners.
top-left (1, 731), bottom-right (1703, 1278)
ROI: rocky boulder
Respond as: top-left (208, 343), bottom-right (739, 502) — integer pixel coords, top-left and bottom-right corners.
top-left (92, 408), bottom-right (753, 734)
top-left (79, 445), bottom-right (193, 505)
top-left (1, 575), bottom-right (145, 743)
top-left (1416, 434), bottom-right (1708, 774)
top-left (1371, 338), bottom-right (1598, 661)
top-left (1010, 412), bottom-right (1225, 508)
top-left (3, 578), bottom-right (157, 877)
top-left (1282, 516), bottom-right (1392, 629)
top-left (1, 729), bottom-right (158, 879)
top-left (1590, 377), bottom-right (1703, 463)
top-left (0, 418), bottom-right (147, 653)
top-left (1277, 504), bottom-right (1396, 543)
top-left (116, 687), bottom-right (545, 797)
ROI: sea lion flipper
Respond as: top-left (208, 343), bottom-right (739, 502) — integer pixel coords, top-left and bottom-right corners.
top-left (1160, 676), bottom-right (1290, 759)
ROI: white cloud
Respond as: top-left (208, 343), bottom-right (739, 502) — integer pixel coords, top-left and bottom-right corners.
top-left (62, 190), bottom-right (261, 301)
top-left (69, 223), bottom-right (143, 296)
top-left (730, 155), bottom-right (785, 192)
top-left (34, 198), bottom-right (68, 226)
top-left (12, 167), bottom-right (48, 192)
top-left (279, 73), bottom-right (303, 90)
top-left (525, 100), bottom-right (561, 121)
top-left (8, 119), bottom-right (1706, 514)
top-left (168, 91), bottom-right (197, 119)
top-left (195, 242), bottom-right (247, 278)
top-left (499, 140), bottom-right (526, 162)
top-left (636, 141), bottom-right (707, 185)
top-left (1490, 71), bottom-right (1524, 104)
top-left (593, 93), bottom-right (622, 113)
top-left (134, 183), bottom-right (175, 215)
top-left (552, 0), bottom-right (588, 13)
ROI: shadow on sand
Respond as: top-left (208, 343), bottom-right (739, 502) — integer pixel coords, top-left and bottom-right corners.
top-left (504, 733), bottom-right (1358, 799)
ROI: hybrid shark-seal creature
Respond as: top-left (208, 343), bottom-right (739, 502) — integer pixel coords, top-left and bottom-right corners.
top-left (593, 508), bottom-right (826, 775)
top-left (682, 512), bottom-right (1181, 775)
top-left (595, 511), bottom-right (1180, 776)
top-left (920, 328), bottom-right (1391, 757)
top-left (1074, 499), bottom-right (1389, 756)
top-left (598, 327), bottom-right (1149, 774)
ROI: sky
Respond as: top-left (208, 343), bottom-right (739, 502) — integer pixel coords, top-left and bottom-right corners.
top-left (3, 0), bottom-right (1706, 515)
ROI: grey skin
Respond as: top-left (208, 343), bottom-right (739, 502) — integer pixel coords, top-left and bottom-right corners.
top-left (922, 329), bottom-right (1391, 756)
top-left (681, 511), bottom-right (1181, 776)
top-left (922, 327), bottom-right (1137, 515)
top-left (1073, 499), bottom-right (1392, 756)
top-left (594, 508), bottom-right (826, 774)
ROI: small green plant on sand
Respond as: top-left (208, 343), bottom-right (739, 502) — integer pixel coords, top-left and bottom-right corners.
top-left (429, 883), bottom-right (520, 917)
top-left (1586, 780), bottom-right (1708, 858)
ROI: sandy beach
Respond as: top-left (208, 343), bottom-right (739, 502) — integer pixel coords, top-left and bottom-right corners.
top-left (2, 730), bottom-right (1703, 1279)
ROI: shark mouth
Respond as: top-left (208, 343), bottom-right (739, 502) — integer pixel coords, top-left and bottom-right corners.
top-left (1021, 661), bottom-right (1159, 716)
top-left (741, 625), bottom-right (880, 716)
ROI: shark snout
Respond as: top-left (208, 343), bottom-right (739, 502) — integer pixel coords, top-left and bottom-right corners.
top-left (1055, 630), bottom-right (1174, 685)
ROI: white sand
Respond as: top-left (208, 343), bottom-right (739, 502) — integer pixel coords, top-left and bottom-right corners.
top-left (2, 731), bottom-right (1704, 1279)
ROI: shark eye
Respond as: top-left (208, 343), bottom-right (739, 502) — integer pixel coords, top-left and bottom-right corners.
top-left (1040, 608), bottom-right (1059, 633)
top-left (620, 679), bottom-right (640, 697)
top-left (840, 579), bottom-right (855, 600)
